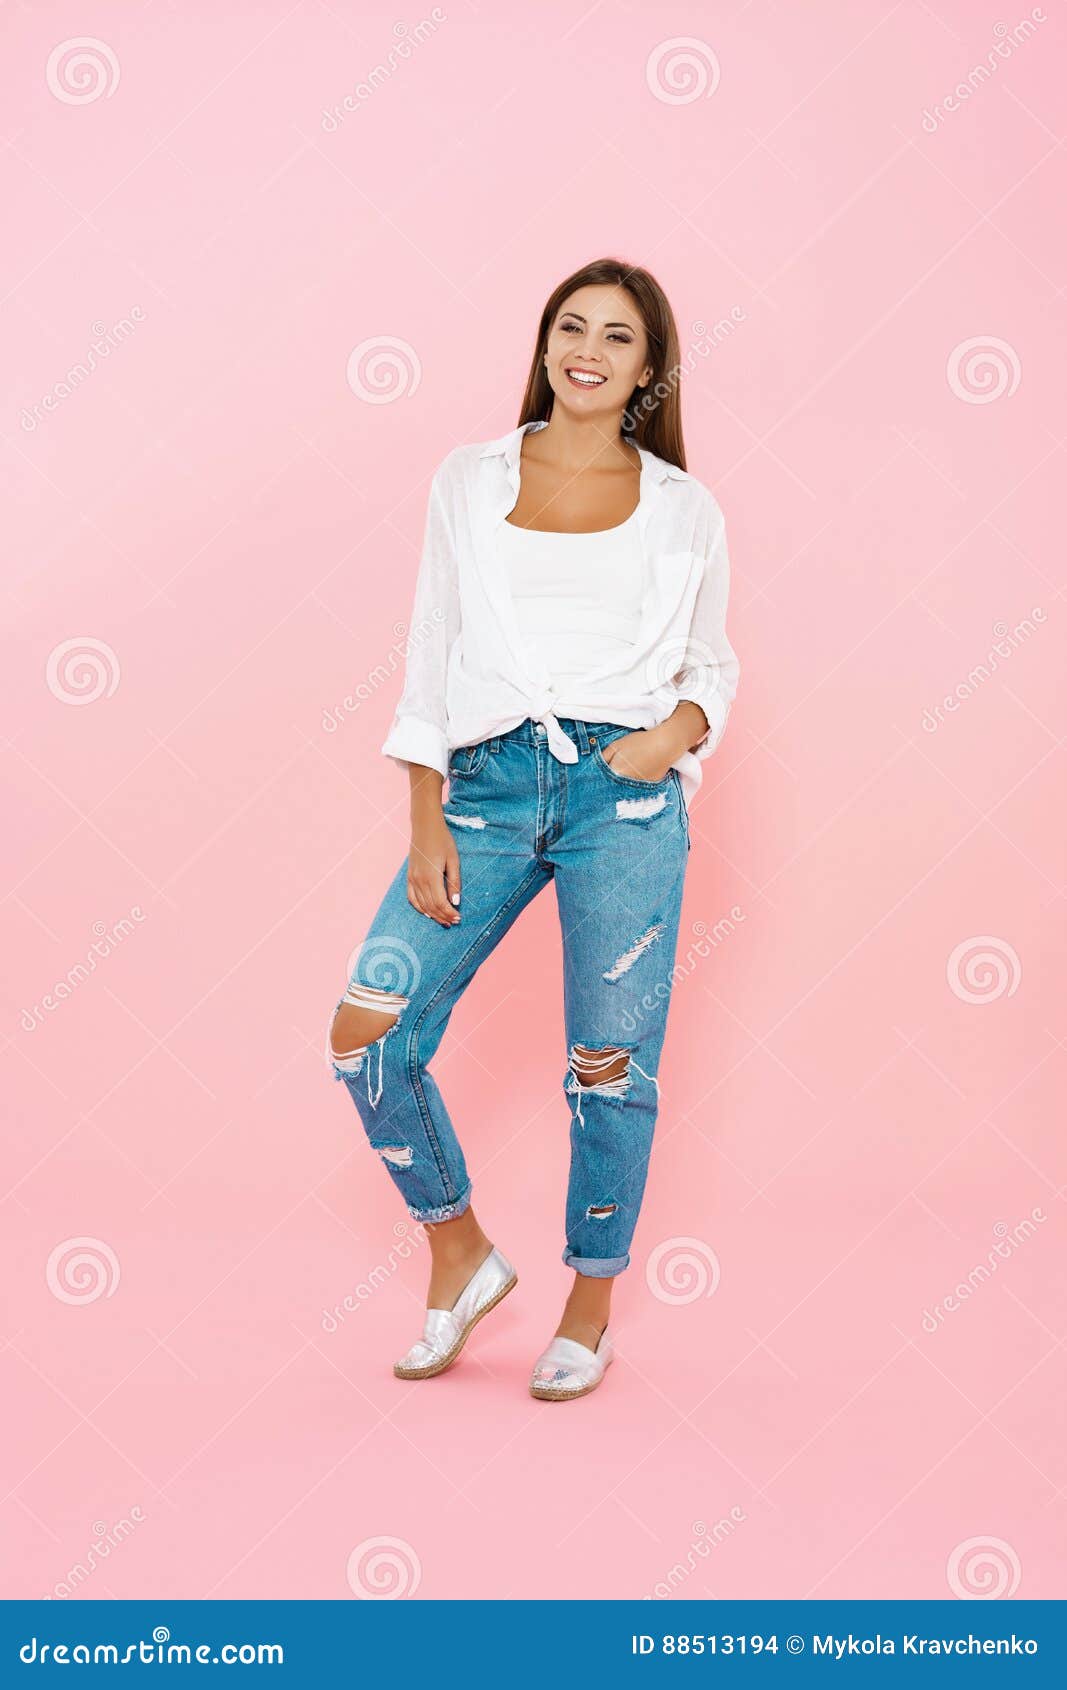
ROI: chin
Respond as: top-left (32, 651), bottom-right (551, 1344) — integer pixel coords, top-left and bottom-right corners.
top-left (551, 384), bottom-right (614, 420)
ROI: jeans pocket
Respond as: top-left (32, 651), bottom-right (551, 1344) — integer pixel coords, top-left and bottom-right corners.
top-left (592, 736), bottom-right (672, 790)
top-left (447, 740), bottom-right (489, 779)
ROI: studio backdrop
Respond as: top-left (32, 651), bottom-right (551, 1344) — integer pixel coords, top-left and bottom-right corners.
top-left (3, 0), bottom-right (1063, 1604)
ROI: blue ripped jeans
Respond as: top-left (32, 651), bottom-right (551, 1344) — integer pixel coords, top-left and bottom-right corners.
top-left (326, 718), bottom-right (691, 1277)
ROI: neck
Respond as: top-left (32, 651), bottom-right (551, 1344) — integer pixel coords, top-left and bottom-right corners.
top-left (530, 409), bottom-right (636, 474)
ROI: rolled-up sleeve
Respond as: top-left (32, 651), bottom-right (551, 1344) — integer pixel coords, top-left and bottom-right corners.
top-left (381, 459), bottom-right (460, 778)
top-left (672, 492), bottom-right (740, 758)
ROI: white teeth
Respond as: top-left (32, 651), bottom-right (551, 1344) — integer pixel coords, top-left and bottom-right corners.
top-left (567, 370), bottom-right (605, 385)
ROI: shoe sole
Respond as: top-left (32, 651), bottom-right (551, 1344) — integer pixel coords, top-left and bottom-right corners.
top-left (393, 1274), bottom-right (518, 1380)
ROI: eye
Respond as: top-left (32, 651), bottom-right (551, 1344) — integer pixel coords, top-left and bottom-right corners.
top-left (607, 332), bottom-right (633, 343)
top-left (559, 321), bottom-right (581, 333)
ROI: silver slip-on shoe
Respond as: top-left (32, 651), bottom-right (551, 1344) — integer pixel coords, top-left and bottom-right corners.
top-left (393, 1246), bottom-right (517, 1380)
top-left (529, 1326), bottom-right (614, 1401)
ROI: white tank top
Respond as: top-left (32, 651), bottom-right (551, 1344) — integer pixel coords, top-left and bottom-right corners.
top-left (498, 507), bottom-right (644, 685)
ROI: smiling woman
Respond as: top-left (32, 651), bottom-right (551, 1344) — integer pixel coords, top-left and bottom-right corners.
top-left (325, 256), bottom-right (740, 1403)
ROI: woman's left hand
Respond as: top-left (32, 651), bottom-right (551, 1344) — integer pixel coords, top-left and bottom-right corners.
top-left (600, 726), bottom-right (678, 784)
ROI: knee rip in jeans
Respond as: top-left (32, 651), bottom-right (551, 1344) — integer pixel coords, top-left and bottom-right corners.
top-left (326, 982), bottom-right (410, 1108)
top-left (375, 1145), bottom-right (414, 1170)
top-left (587, 1202), bottom-right (618, 1220)
top-left (565, 1043), bottom-right (660, 1127)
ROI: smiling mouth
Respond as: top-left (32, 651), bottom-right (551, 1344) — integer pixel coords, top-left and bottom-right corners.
top-left (564, 367), bottom-right (607, 388)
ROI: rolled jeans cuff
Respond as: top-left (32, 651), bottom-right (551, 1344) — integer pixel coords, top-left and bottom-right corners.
top-left (562, 1246), bottom-right (630, 1278)
top-left (408, 1184), bottom-right (472, 1225)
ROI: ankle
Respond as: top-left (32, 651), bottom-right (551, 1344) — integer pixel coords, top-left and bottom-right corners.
top-left (555, 1314), bottom-right (608, 1348)
top-left (425, 1226), bottom-right (494, 1310)
top-left (425, 1210), bottom-right (491, 1266)
top-left (429, 1231), bottom-right (491, 1271)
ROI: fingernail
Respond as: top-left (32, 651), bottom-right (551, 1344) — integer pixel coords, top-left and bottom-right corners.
top-left (450, 892), bottom-right (460, 905)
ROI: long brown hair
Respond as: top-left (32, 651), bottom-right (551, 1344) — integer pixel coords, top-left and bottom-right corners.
top-left (517, 257), bottom-right (686, 471)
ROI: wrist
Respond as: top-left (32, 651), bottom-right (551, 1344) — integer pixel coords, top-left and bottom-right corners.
top-left (649, 719), bottom-right (687, 761)
top-left (409, 769), bottom-right (445, 816)
top-left (667, 701), bottom-right (710, 757)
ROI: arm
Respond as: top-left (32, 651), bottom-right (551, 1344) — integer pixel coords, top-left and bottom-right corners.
top-left (663, 491), bottom-right (740, 759)
top-left (381, 460), bottom-right (463, 927)
top-left (381, 462), bottom-right (460, 780)
top-left (607, 492), bottom-right (741, 775)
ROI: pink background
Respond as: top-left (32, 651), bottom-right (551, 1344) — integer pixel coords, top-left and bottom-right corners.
top-left (3, 0), bottom-right (1064, 1603)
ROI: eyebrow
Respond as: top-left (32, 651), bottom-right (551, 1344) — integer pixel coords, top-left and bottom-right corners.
top-left (558, 312), bottom-right (637, 330)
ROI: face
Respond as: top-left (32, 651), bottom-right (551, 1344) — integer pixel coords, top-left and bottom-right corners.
top-left (543, 284), bottom-right (653, 420)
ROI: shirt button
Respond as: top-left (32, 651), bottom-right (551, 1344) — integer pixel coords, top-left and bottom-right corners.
top-left (534, 723), bottom-right (546, 735)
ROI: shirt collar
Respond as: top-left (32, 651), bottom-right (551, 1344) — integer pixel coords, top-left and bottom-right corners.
top-left (478, 419), bottom-right (687, 485)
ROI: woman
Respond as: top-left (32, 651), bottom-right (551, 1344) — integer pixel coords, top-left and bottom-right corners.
top-left (326, 257), bottom-right (739, 1400)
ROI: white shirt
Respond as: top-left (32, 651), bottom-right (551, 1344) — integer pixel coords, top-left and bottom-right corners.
top-left (499, 506), bottom-right (644, 685)
top-left (381, 419), bottom-right (740, 810)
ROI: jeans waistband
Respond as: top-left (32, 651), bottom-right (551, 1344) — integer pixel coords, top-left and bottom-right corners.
top-left (487, 717), bottom-right (630, 754)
